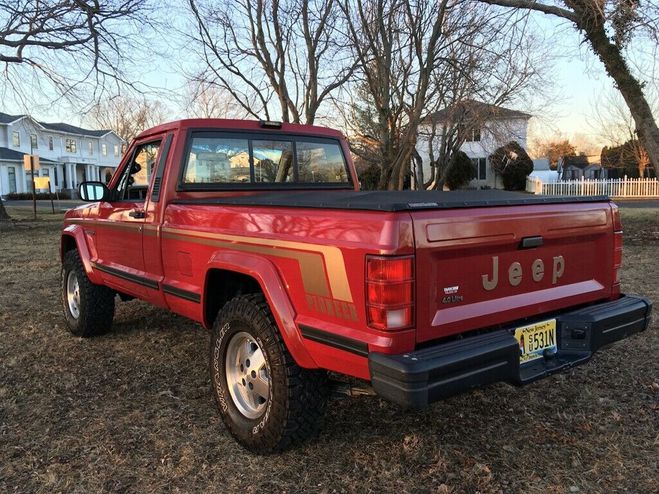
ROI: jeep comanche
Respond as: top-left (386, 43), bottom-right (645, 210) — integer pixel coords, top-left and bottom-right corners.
top-left (60, 119), bottom-right (652, 453)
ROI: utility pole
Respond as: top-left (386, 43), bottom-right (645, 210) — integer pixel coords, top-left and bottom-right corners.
top-left (30, 154), bottom-right (36, 220)
top-left (23, 153), bottom-right (37, 220)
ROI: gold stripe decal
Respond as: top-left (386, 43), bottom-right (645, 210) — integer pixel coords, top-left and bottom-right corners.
top-left (66, 219), bottom-right (354, 302)
top-left (162, 227), bottom-right (353, 302)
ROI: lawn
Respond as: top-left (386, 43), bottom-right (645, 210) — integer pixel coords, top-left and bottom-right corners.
top-left (0, 206), bottom-right (657, 494)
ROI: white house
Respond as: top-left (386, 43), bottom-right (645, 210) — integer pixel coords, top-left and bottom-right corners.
top-left (0, 112), bottom-right (124, 198)
top-left (416, 100), bottom-right (532, 189)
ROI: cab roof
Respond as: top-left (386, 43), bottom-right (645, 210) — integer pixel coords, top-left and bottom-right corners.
top-left (134, 118), bottom-right (345, 141)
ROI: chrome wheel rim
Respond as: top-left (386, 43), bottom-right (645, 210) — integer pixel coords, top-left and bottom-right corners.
top-left (225, 331), bottom-right (270, 419)
top-left (66, 271), bottom-right (81, 319)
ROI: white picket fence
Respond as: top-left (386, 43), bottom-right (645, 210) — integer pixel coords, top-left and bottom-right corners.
top-left (526, 176), bottom-right (659, 198)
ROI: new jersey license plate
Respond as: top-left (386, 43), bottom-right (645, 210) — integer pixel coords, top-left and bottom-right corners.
top-left (514, 319), bottom-right (557, 363)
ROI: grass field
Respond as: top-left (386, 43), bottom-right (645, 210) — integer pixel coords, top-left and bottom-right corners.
top-left (0, 206), bottom-right (657, 494)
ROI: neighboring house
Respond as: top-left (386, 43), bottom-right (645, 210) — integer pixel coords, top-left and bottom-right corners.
top-left (0, 112), bottom-right (124, 197)
top-left (557, 155), bottom-right (607, 180)
top-left (529, 158), bottom-right (559, 183)
top-left (416, 100), bottom-right (532, 189)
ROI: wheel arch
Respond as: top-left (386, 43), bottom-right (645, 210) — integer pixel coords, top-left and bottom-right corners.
top-left (60, 225), bottom-right (103, 284)
top-left (203, 251), bottom-right (317, 369)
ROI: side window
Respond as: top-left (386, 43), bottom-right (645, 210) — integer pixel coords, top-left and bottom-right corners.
top-left (115, 141), bottom-right (161, 200)
top-left (296, 141), bottom-right (348, 183)
top-left (252, 139), bottom-right (294, 183)
top-left (183, 136), bottom-right (250, 184)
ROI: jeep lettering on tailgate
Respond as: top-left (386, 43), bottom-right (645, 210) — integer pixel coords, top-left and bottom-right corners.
top-left (481, 255), bottom-right (565, 291)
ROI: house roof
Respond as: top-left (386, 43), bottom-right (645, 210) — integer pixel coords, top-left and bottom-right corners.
top-left (38, 121), bottom-right (112, 137)
top-left (0, 146), bottom-right (57, 163)
top-left (561, 155), bottom-right (600, 169)
top-left (0, 112), bottom-right (24, 124)
top-left (424, 99), bottom-right (532, 124)
top-left (0, 111), bottom-right (115, 138)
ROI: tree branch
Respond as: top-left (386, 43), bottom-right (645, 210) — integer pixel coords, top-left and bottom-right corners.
top-left (477, 0), bottom-right (579, 23)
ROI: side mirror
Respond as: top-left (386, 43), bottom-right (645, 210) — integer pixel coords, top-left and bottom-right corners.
top-left (78, 181), bottom-right (111, 202)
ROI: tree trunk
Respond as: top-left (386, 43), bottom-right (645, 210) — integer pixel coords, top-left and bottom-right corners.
top-left (0, 197), bottom-right (10, 221)
top-left (584, 23), bottom-right (659, 174)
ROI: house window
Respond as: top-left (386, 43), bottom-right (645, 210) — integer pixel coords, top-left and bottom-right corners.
top-left (65, 138), bottom-right (77, 153)
top-left (30, 134), bottom-right (38, 149)
top-left (7, 166), bottom-right (16, 193)
top-left (466, 128), bottom-right (481, 142)
top-left (114, 144), bottom-right (119, 157)
top-left (48, 136), bottom-right (54, 150)
top-left (12, 131), bottom-right (20, 147)
top-left (102, 143), bottom-right (107, 156)
top-left (88, 141), bottom-right (93, 155)
top-left (471, 158), bottom-right (487, 180)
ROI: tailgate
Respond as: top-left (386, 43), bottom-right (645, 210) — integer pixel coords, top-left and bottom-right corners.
top-left (412, 202), bottom-right (615, 343)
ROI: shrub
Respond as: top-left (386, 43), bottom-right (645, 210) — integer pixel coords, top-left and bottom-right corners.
top-left (445, 151), bottom-right (476, 190)
top-left (489, 141), bottom-right (533, 190)
top-left (358, 163), bottom-right (381, 190)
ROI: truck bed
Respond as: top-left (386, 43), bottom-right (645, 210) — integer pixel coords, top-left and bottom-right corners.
top-left (172, 190), bottom-right (608, 212)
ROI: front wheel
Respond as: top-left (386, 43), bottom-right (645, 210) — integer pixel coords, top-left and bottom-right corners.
top-left (210, 294), bottom-right (328, 453)
top-left (61, 249), bottom-right (115, 337)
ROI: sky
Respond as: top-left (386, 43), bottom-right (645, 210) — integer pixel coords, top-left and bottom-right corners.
top-left (2, 3), bottom-right (656, 155)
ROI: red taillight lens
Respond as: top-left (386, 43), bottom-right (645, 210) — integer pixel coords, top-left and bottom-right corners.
top-left (367, 282), bottom-right (413, 305)
top-left (366, 255), bottom-right (414, 330)
top-left (367, 257), bottom-right (414, 282)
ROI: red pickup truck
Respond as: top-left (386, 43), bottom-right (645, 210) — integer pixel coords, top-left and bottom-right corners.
top-left (60, 119), bottom-right (652, 453)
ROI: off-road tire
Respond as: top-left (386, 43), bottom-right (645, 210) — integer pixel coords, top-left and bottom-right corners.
top-left (61, 249), bottom-right (115, 337)
top-left (210, 294), bottom-right (328, 453)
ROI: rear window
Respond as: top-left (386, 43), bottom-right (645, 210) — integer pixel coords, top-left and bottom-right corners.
top-left (180, 131), bottom-right (351, 188)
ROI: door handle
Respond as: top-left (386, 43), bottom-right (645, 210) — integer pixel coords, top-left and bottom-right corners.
top-left (128, 209), bottom-right (146, 219)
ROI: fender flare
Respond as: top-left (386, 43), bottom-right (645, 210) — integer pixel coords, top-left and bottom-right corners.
top-left (204, 250), bottom-right (317, 369)
top-left (61, 225), bottom-right (104, 285)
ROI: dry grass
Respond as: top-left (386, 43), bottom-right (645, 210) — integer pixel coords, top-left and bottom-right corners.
top-left (0, 206), bottom-right (657, 494)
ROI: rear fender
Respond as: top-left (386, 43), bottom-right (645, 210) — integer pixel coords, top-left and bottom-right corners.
top-left (204, 251), bottom-right (317, 369)
top-left (61, 225), bottom-right (104, 285)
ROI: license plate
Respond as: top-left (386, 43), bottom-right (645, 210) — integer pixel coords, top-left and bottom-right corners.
top-left (514, 319), bottom-right (557, 363)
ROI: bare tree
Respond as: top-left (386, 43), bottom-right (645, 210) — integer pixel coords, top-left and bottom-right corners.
top-left (342, 0), bottom-right (549, 190)
top-left (87, 96), bottom-right (168, 143)
top-left (593, 88), bottom-right (657, 176)
top-left (0, 0), bottom-right (151, 108)
top-left (340, 0), bottom-right (457, 190)
top-left (478, 0), bottom-right (659, 174)
top-left (186, 0), bottom-right (355, 124)
top-left (183, 81), bottom-right (247, 119)
top-left (0, 0), bottom-right (150, 220)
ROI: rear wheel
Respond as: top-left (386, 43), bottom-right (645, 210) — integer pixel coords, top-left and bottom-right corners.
top-left (61, 249), bottom-right (115, 337)
top-left (210, 294), bottom-right (328, 453)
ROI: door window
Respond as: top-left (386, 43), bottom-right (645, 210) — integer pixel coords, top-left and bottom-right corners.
top-left (115, 141), bottom-right (161, 201)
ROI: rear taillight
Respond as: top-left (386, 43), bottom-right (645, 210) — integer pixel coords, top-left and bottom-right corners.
top-left (612, 205), bottom-right (622, 293)
top-left (366, 255), bottom-right (414, 330)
